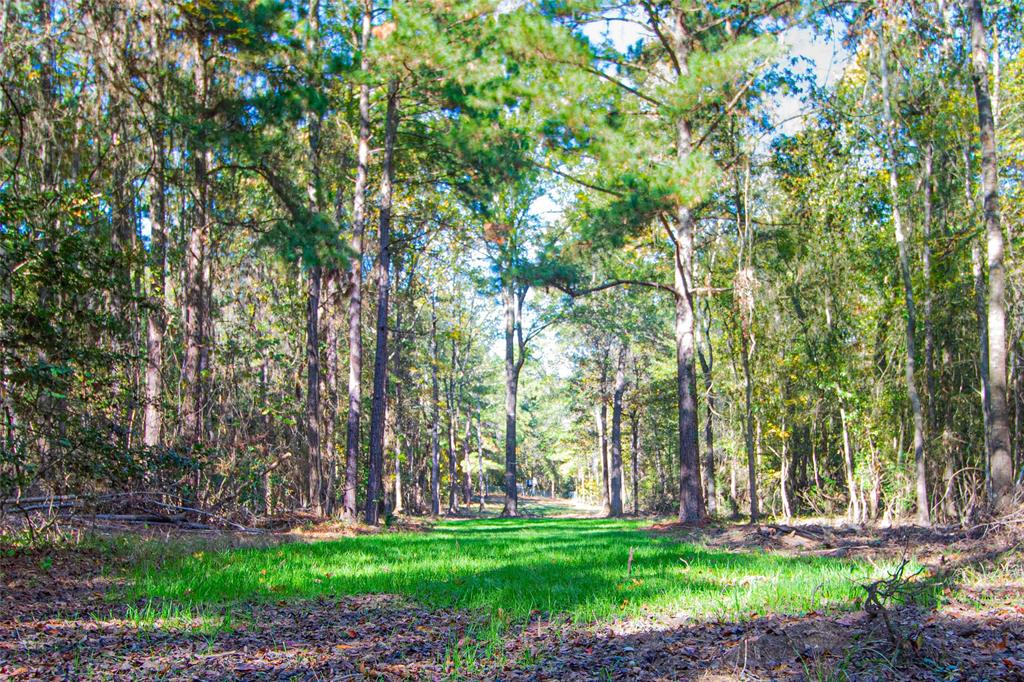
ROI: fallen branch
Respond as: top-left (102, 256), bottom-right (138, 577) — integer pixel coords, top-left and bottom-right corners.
top-left (144, 500), bottom-right (262, 533)
top-left (2, 491), bottom-right (266, 534)
top-left (90, 513), bottom-right (184, 523)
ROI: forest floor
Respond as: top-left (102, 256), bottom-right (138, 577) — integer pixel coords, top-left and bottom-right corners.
top-left (2, 499), bottom-right (1024, 681)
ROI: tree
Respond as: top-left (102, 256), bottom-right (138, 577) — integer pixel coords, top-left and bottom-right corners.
top-left (343, 0), bottom-right (373, 521)
top-left (366, 81), bottom-right (400, 524)
top-left (878, 11), bottom-right (929, 525)
top-left (609, 343), bottom-right (628, 517)
top-left (969, 0), bottom-right (1013, 512)
top-left (544, 1), bottom-right (788, 522)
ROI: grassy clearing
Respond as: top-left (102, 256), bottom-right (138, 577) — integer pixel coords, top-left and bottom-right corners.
top-left (131, 516), bottom-right (904, 623)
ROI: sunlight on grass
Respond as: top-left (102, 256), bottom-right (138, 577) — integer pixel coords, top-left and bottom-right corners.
top-left (131, 517), bottom-right (900, 623)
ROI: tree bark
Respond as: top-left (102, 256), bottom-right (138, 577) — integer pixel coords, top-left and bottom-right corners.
top-left (672, 197), bottom-right (704, 520)
top-left (697, 305), bottom-right (716, 516)
top-left (182, 36), bottom-right (209, 450)
top-left (389, 273), bottom-right (405, 516)
top-left (343, 2), bottom-right (372, 520)
top-left (447, 337), bottom-right (459, 515)
top-left (922, 143), bottom-right (936, 435)
top-left (501, 286), bottom-right (523, 517)
top-left (365, 80), bottom-right (399, 525)
top-left (630, 409), bottom-right (640, 516)
top-left (665, 8), bottom-right (705, 523)
top-left (477, 416), bottom-right (486, 511)
top-left (739, 328), bottom-right (758, 523)
top-left (964, 141), bottom-right (992, 505)
top-left (143, 121), bottom-right (166, 449)
top-left (880, 18), bottom-right (929, 524)
top-left (393, 439), bottom-right (403, 514)
top-left (322, 268), bottom-right (342, 515)
top-left (596, 347), bottom-right (610, 513)
top-left (462, 415), bottom-right (473, 503)
top-left (430, 303), bottom-right (441, 516)
top-left (780, 413), bottom-right (791, 522)
top-left (969, 0), bottom-right (1014, 511)
top-left (304, 266), bottom-right (322, 512)
top-left (609, 345), bottom-right (626, 517)
top-left (840, 406), bottom-right (860, 523)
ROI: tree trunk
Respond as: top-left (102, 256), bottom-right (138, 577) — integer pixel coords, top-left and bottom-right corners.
top-left (410, 411), bottom-right (422, 513)
top-left (143, 126), bottom-right (166, 449)
top-left (811, 416), bottom-right (821, 490)
top-left (393, 438), bottom-right (403, 514)
top-left (430, 304), bottom-right (441, 516)
top-left (595, 348), bottom-right (610, 513)
top-left (964, 141), bottom-right (992, 503)
top-left (389, 274), bottom-right (405, 516)
top-left (630, 409), bottom-right (640, 516)
top-left (365, 81), bottom-right (398, 525)
top-left (609, 345), bottom-right (626, 517)
top-left (501, 287), bottom-right (521, 517)
top-left (182, 37), bottom-right (208, 451)
top-left (305, 266), bottom-right (322, 512)
top-left (969, 0), bottom-right (1013, 511)
top-left (665, 8), bottom-right (705, 526)
top-left (343, 3), bottom-right (372, 520)
top-left (140, 13), bottom-right (169, 450)
top-left (868, 438), bottom-right (881, 521)
top-left (462, 415), bottom-right (473, 503)
top-left (780, 413), bottom-right (791, 523)
top-left (974, 240), bottom-right (992, 492)
top-left (879, 18), bottom-right (929, 525)
top-left (322, 268), bottom-right (341, 514)
top-left (740, 330), bottom-right (758, 522)
top-left (922, 143), bottom-right (936, 436)
top-left (447, 340), bottom-right (459, 515)
top-left (593, 403), bottom-right (607, 510)
top-left (477, 416), bottom-right (486, 511)
top-left (729, 449), bottom-right (738, 518)
top-left (697, 305), bottom-right (716, 516)
top-left (840, 406), bottom-right (860, 523)
top-left (672, 217), bottom-right (704, 520)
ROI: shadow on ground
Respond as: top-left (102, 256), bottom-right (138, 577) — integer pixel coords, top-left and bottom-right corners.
top-left (4, 590), bottom-right (1022, 680)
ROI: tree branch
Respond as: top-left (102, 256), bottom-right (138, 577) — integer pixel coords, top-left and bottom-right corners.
top-left (549, 278), bottom-right (676, 297)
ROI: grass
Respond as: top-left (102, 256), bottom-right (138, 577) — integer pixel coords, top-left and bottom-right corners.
top-left (122, 600), bottom-right (242, 636)
top-left (131, 515), bottom-right (903, 623)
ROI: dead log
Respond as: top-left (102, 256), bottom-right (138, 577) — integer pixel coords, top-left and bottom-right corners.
top-left (90, 513), bottom-right (184, 523)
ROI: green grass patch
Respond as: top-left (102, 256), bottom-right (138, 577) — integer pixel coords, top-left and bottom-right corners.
top-left (131, 516), bottom-right (907, 623)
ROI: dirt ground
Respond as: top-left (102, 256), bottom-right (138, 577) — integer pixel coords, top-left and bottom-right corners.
top-left (2, 518), bottom-right (1023, 681)
top-left (651, 517), bottom-right (1017, 566)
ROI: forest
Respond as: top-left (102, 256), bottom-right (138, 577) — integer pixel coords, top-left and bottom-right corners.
top-left (2, 0), bottom-right (1024, 679)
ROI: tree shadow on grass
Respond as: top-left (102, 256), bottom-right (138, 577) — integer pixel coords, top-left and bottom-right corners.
top-left (133, 517), bottom-right (899, 625)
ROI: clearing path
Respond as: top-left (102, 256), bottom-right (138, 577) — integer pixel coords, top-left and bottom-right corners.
top-left (2, 500), bottom-right (1022, 680)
